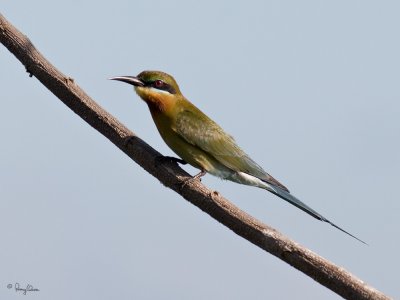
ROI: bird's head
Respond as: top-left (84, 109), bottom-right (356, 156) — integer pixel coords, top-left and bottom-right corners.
top-left (110, 71), bottom-right (181, 112)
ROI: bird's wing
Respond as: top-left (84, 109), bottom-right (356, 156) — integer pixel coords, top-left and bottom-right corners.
top-left (175, 107), bottom-right (289, 191)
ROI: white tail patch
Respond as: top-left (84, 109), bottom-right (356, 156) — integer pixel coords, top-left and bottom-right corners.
top-left (233, 172), bottom-right (277, 193)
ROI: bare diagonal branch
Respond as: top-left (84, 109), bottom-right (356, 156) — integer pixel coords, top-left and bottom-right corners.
top-left (0, 14), bottom-right (391, 300)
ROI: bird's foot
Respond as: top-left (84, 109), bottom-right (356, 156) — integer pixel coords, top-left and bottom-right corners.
top-left (192, 170), bottom-right (207, 181)
top-left (180, 170), bottom-right (206, 190)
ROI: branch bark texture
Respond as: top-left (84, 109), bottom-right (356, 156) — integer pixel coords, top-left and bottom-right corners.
top-left (0, 14), bottom-right (391, 300)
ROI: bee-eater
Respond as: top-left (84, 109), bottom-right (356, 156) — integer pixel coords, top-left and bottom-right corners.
top-left (110, 70), bottom-right (365, 244)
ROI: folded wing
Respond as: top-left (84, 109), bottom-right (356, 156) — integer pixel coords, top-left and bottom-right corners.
top-left (175, 107), bottom-right (289, 192)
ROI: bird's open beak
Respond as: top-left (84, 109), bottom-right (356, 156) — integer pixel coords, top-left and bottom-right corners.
top-left (109, 76), bottom-right (145, 87)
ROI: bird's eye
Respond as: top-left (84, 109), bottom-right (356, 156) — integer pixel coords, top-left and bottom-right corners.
top-left (150, 79), bottom-right (176, 94)
top-left (154, 80), bottom-right (164, 88)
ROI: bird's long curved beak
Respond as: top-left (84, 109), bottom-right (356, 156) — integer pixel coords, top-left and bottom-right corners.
top-left (109, 76), bottom-right (145, 87)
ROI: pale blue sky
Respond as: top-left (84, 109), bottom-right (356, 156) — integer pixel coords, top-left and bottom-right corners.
top-left (1, 1), bottom-right (399, 299)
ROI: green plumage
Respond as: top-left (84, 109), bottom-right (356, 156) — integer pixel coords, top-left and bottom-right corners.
top-left (174, 102), bottom-right (289, 191)
top-left (110, 70), bottom-right (366, 244)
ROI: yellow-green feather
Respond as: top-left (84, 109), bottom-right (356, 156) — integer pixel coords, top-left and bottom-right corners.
top-left (134, 71), bottom-right (288, 191)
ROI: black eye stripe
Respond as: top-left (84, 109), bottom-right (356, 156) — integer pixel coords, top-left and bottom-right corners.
top-left (146, 80), bottom-right (176, 94)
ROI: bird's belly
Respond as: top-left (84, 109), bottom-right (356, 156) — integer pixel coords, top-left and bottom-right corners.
top-left (164, 133), bottom-right (231, 176)
top-left (151, 112), bottom-right (233, 178)
top-left (157, 124), bottom-right (271, 186)
top-left (159, 126), bottom-right (232, 178)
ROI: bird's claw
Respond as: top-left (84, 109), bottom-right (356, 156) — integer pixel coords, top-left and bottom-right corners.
top-left (180, 170), bottom-right (206, 191)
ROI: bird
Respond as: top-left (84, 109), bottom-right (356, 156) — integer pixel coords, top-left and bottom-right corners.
top-left (110, 70), bottom-right (365, 244)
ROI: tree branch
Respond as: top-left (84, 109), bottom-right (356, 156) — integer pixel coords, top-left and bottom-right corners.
top-left (0, 14), bottom-right (391, 300)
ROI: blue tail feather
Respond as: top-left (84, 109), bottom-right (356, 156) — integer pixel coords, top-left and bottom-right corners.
top-left (268, 186), bottom-right (367, 245)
